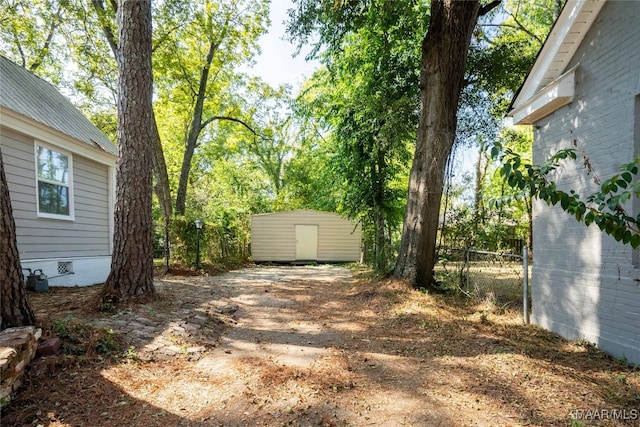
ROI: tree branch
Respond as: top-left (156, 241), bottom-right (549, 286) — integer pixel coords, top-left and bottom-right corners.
top-left (479, 0), bottom-right (501, 17)
top-left (91, 0), bottom-right (118, 57)
top-left (29, 4), bottom-right (63, 72)
top-left (152, 23), bottom-right (184, 53)
top-left (200, 116), bottom-right (257, 135)
top-left (508, 9), bottom-right (543, 45)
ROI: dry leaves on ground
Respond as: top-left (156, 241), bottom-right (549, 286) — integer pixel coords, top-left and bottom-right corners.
top-left (2, 266), bottom-right (639, 426)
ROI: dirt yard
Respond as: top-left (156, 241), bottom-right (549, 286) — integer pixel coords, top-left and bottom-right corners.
top-left (2, 265), bottom-right (639, 426)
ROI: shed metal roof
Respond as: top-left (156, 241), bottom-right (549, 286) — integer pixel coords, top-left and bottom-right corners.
top-left (0, 55), bottom-right (116, 156)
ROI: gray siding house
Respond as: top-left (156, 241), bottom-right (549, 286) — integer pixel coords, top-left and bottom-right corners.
top-left (0, 55), bottom-right (116, 286)
top-left (251, 210), bottom-right (361, 263)
top-left (509, 0), bottom-right (639, 364)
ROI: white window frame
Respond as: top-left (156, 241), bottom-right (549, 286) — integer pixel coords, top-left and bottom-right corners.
top-left (35, 141), bottom-right (74, 220)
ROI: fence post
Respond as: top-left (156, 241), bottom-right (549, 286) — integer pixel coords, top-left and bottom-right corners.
top-left (523, 246), bottom-right (530, 324)
top-left (464, 249), bottom-right (470, 289)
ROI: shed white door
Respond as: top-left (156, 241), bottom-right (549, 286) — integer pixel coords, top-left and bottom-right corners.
top-left (295, 224), bottom-right (318, 260)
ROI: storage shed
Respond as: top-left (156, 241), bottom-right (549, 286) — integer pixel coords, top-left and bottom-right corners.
top-left (250, 210), bottom-right (361, 263)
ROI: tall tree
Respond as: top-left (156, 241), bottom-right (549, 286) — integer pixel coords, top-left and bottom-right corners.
top-left (289, 0), bottom-right (421, 270)
top-left (102, 0), bottom-right (155, 303)
top-left (393, 0), bottom-right (499, 288)
top-left (155, 0), bottom-right (267, 216)
top-left (88, 0), bottom-right (268, 217)
top-left (0, 147), bottom-right (36, 329)
top-left (89, 0), bottom-right (174, 269)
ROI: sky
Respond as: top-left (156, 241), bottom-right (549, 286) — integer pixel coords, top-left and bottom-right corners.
top-left (248, 0), bottom-right (319, 88)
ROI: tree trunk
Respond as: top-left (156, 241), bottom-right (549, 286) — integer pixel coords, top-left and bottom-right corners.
top-left (90, 0), bottom-right (173, 273)
top-left (175, 40), bottom-right (219, 216)
top-left (150, 112), bottom-right (173, 272)
top-left (0, 147), bottom-right (36, 330)
top-left (393, 0), bottom-right (483, 288)
top-left (102, 0), bottom-right (155, 303)
top-left (373, 140), bottom-right (387, 270)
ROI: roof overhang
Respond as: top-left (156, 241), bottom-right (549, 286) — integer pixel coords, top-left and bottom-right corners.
top-left (509, 65), bottom-right (577, 125)
top-left (508, 0), bottom-right (606, 124)
top-left (0, 106), bottom-right (116, 167)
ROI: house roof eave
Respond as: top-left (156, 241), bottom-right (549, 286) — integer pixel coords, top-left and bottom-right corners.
top-left (509, 0), bottom-right (606, 118)
top-left (509, 64), bottom-right (578, 125)
top-left (1, 106), bottom-right (116, 167)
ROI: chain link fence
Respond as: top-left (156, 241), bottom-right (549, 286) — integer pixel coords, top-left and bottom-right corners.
top-left (435, 247), bottom-right (531, 322)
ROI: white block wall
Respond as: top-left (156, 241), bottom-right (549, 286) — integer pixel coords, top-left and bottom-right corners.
top-left (21, 256), bottom-right (111, 287)
top-left (531, 1), bottom-right (640, 364)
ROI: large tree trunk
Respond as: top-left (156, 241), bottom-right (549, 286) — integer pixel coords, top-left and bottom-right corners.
top-left (393, 0), bottom-right (483, 288)
top-left (90, 0), bottom-right (172, 272)
top-left (0, 148), bottom-right (36, 330)
top-left (102, 0), bottom-right (155, 303)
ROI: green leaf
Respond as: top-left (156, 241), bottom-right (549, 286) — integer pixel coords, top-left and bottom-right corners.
top-left (614, 226), bottom-right (626, 242)
top-left (514, 156), bottom-right (521, 169)
top-left (503, 163), bottom-right (512, 178)
top-left (607, 196), bottom-right (620, 211)
top-left (584, 211), bottom-right (595, 226)
top-left (619, 191), bottom-right (630, 205)
top-left (605, 221), bottom-right (615, 234)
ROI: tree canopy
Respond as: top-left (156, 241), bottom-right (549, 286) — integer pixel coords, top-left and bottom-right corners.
top-left (0, 0), bottom-right (571, 278)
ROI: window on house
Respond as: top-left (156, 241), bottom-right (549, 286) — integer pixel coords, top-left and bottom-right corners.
top-left (36, 144), bottom-right (73, 218)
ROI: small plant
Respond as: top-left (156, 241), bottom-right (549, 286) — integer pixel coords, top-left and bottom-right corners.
top-left (575, 338), bottom-right (597, 350)
top-left (53, 315), bottom-right (82, 343)
top-left (614, 373), bottom-right (628, 385)
top-left (63, 344), bottom-right (85, 355)
top-left (124, 346), bottom-right (141, 361)
top-left (53, 315), bottom-right (71, 337)
top-left (95, 330), bottom-right (119, 355)
top-left (100, 301), bottom-right (116, 314)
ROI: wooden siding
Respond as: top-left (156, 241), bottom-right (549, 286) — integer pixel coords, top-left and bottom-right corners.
top-left (1, 126), bottom-right (111, 260)
top-left (251, 210), bottom-right (361, 262)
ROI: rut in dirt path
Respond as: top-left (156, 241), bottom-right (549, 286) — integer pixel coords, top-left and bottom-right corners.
top-left (185, 265), bottom-right (467, 426)
top-left (198, 265), bottom-right (353, 368)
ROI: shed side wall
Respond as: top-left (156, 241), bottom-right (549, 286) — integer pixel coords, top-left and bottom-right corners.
top-left (251, 211), bottom-right (361, 262)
